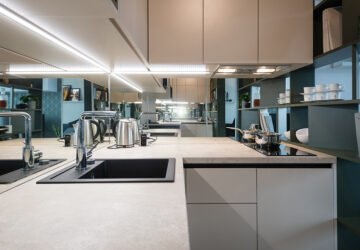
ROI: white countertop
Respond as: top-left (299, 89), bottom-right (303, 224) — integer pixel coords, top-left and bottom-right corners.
top-left (0, 137), bottom-right (336, 250)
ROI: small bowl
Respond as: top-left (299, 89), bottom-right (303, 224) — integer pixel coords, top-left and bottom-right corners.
top-left (296, 128), bottom-right (309, 144)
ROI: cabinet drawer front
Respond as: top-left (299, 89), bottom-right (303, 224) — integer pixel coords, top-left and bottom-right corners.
top-left (187, 204), bottom-right (257, 250)
top-left (185, 168), bottom-right (256, 203)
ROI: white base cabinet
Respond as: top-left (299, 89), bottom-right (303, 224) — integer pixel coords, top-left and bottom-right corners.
top-left (187, 204), bottom-right (257, 250)
top-left (257, 168), bottom-right (335, 250)
top-left (185, 166), bottom-right (335, 250)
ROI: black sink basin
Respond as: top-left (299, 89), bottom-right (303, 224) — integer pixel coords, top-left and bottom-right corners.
top-left (0, 159), bottom-right (66, 184)
top-left (37, 158), bottom-right (175, 184)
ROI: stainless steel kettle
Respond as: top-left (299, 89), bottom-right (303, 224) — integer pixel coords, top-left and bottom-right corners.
top-left (128, 118), bottom-right (140, 143)
top-left (73, 119), bottom-right (100, 147)
top-left (112, 119), bottom-right (134, 147)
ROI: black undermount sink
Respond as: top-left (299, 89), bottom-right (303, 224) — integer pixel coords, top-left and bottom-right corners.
top-left (37, 158), bottom-right (176, 184)
top-left (0, 159), bottom-right (66, 184)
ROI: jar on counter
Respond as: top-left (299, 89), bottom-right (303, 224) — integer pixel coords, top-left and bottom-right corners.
top-left (0, 88), bottom-right (8, 108)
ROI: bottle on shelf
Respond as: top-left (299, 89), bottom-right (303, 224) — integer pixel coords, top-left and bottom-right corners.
top-left (0, 88), bottom-right (8, 108)
top-left (253, 87), bottom-right (260, 107)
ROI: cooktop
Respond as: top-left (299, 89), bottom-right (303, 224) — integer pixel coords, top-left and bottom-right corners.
top-left (244, 143), bottom-right (316, 156)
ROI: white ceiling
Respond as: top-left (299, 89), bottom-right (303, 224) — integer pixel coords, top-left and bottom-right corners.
top-left (0, 0), bottom-right (162, 93)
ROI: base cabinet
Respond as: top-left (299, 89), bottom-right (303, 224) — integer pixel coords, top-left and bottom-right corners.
top-left (257, 168), bottom-right (335, 250)
top-left (187, 204), bottom-right (257, 250)
top-left (186, 166), bottom-right (335, 250)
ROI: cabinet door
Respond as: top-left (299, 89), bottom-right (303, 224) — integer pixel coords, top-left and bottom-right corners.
top-left (204, 0), bottom-right (258, 64)
top-left (186, 168), bottom-right (257, 203)
top-left (149, 0), bottom-right (203, 64)
top-left (187, 204), bottom-right (257, 250)
top-left (257, 168), bottom-right (335, 250)
top-left (259, 0), bottom-right (313, 64)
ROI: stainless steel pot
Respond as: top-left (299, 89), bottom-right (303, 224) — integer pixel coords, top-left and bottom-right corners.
top-left (255, 132), bottom-right (281, 146)
top-left (226, 127), bottom-right (260, 141)
top-left (112, 119), bottom-right (134, 147)
top-left (73, 120), bottom-right (100, 147)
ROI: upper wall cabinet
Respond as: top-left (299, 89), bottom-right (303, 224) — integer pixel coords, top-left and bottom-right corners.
top-left (148, 0), bottom-right (203, 64)
top-left (204, 0), bottom-right (258, 64)
top-left (259, 0), bottom-right (313, 64)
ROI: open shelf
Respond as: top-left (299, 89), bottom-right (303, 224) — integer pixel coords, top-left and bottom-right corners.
top-left (239, 99), bottom-right (360, 110)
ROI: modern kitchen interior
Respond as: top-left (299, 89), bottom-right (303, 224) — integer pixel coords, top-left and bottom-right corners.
top-left (0, 0), bottom-right (359, 249)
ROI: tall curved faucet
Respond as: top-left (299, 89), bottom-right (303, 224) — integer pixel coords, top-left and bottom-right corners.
top-left (0, 112), bottom-right (37, 168)
top-left (76, 111), bottom-right (118, 169)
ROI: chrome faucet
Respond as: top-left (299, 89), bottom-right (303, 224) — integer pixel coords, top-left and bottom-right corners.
top-left (139, 112), bottom-right (159, 131)
top-left (76, 111), bottom-right (118, 169)
top-left (0, 112), bottom-right (40, 168)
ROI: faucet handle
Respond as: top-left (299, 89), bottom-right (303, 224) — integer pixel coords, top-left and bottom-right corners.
top-left (34, 150), bottom-right (43, 162)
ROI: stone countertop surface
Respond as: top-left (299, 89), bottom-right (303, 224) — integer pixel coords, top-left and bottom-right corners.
top-left (0, 138), bottom-right (111, 193)
top-left (0, 137), bottom-right (336, 250)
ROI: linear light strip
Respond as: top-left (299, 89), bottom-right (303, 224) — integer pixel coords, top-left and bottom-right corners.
top-left (116, 71), bottom-right (211, 75)
top-left (111, 73), bottom-right (143, 93)
top-left (5, 71), bottom-right (106, 75)
top-left (0, 4), bottom-right (110, 73)
top-left (0, 4), bottom-right (144, 93)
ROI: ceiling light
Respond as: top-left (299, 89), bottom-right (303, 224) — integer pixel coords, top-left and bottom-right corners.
top-left (156, 99), bottom-right (188, 105)
top-left (0, 4), bottom-right (109, 73)
top-left (5, 71), bottom-right (106, 75)
top-left (149, 64), bottom-right (207, 72)
top-left (116, 71), bottom-right (210, 75)
top-left (253, 72), bottom-right (272, 75)
top-left (256, 67), bottom-right (276, 73)
top-left (218, 68), bottom-right (237, 73)
top-left (111, 73), bottom-right (143, 93)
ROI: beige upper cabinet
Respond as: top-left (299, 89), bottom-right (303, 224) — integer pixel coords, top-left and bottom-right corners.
top-left (204, 0), bottom-right (258, 64)
top-left (259, 0), bottom-right (313, 64)
top-left (148, 0), bottom-right (203, 64)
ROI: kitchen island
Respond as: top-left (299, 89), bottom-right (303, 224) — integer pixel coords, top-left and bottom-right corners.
top-left (0, 137), bottom-right (336, 250)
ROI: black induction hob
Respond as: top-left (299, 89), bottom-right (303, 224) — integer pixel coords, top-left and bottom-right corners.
top-left (244, 143), bottom-right (316, 156)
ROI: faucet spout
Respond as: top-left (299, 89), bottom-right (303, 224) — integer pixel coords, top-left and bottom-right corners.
top-left (0, 112), bottom-right (37, 168)
top-left (76, 111), bottom-right (118, 169)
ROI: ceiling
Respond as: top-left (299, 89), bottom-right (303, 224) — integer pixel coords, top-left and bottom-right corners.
top-left (0, 0), bottom-right (307, 93)
top-left (0, 0), bottom-right (162, 93)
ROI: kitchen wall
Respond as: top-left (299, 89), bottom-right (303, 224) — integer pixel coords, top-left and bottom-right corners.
top-left (42, 79), bottom-right (61, 137)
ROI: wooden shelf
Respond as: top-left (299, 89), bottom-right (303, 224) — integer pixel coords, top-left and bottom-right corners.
top-left (239, 100), bottom-right (360, 110)
top-left (283, 140), bottom-right (360, 164)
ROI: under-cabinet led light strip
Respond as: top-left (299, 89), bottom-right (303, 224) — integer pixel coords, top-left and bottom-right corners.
top-left (111, 73), bottom-right (143, 93)
top-left (0, 4), bottom-right (143, 93)
top-left (116, 71), bottom-right (211, 75)
top-left (5, 71), bottom-right (106, 75)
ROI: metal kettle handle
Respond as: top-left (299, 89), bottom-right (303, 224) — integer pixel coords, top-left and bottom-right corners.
top-left (112, 120), bottom-right (119, 138)
top-left (90, 120), bottom-right (101, 140)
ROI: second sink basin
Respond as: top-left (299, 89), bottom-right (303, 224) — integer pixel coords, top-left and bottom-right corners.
top-left (37, 158), bottom-right (175, 183)
top-left (0, 159), bottom-right (66, 184)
